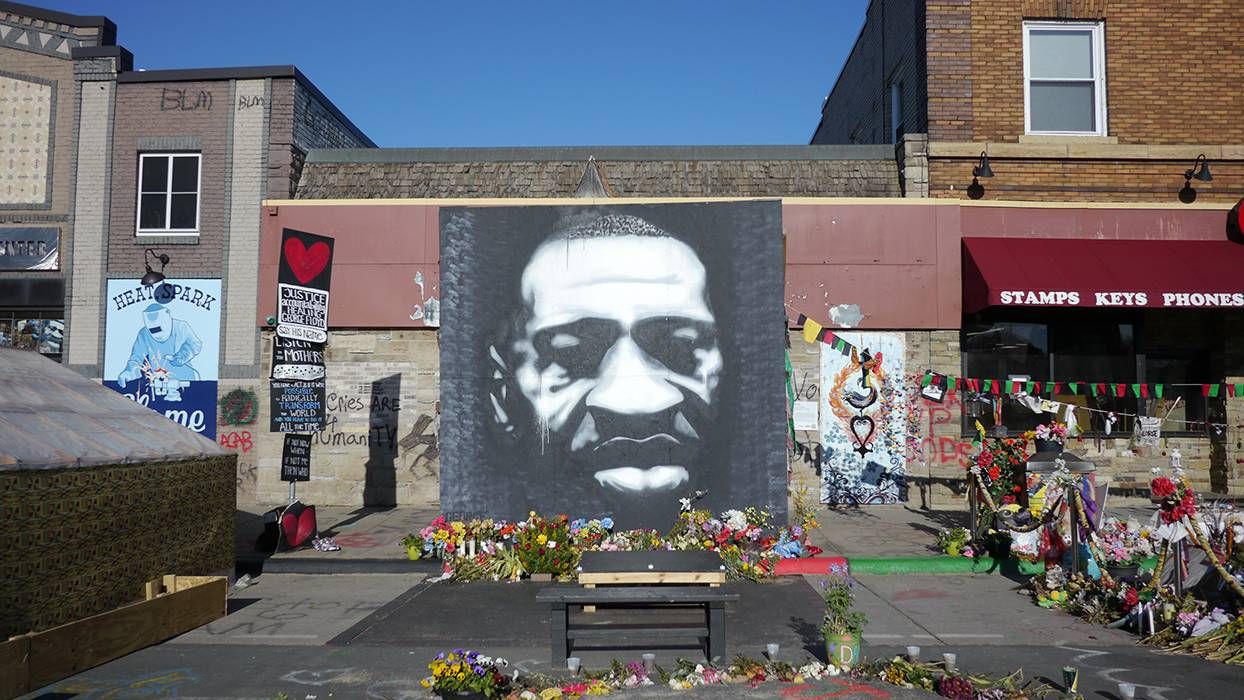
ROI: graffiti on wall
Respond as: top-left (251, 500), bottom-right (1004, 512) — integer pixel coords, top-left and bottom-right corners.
top-left (218, 388), bottom-right (259, 426)
top-left (409, 270), bottom-right (441, 327)
top-left (439, 202), bottom-right (788, 529)
top-left (821, 332), bottom-right (908, 505)
top-left (103, 279), bottom-right (221, 437)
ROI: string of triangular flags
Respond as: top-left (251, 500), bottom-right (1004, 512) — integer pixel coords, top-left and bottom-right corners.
top-left (796, 313), bottom-right (855, 356)
top-left (918, 373), bottom-right (1244, 400)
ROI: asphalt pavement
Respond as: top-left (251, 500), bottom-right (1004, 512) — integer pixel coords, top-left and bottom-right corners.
top-left (20, 502), bottom-right (1244, 699)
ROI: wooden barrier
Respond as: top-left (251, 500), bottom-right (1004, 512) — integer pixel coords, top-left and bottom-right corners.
top-left (0, 575), bottom-right (227, 699)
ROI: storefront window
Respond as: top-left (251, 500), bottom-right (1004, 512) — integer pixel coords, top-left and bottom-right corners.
top-left (963, 310), bottom-right (1240, 436)
top-left (0, 311), bottom-right (63, 362)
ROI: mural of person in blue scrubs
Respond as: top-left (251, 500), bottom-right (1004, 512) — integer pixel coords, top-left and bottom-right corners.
top-left (116, 303), bottom-right (203, 399)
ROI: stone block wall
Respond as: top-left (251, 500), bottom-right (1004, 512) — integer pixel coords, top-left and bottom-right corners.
top-left (250, 329), bottom-right (441, 506)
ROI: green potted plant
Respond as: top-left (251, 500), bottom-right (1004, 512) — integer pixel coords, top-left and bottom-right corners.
top-left (401, 533), bottom-right (424, 561)
top-left (935, 527), bottom-right (971, 557)
top-left (821, 563), bottom-right (867, 669)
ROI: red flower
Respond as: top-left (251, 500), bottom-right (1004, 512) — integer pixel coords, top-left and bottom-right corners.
top-left (1122, 587), bottom-right (1139, 611)
top-left (988, 466), bottom-right (1001, 481)
top-left (1011, 485), bottom-right (1023, 493)
top-left (1151, 477), bottom-right (1177, 499)
top-left (1002, 495), bottom-right (1017, 505)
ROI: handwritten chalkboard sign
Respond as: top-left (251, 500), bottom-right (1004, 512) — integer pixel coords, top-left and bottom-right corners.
top-left (281, 433), bottom-right (312, 482)
top-left (270, 378), bottom-right (326, 433)
top-left (271, 335), bottom-right (325, 381)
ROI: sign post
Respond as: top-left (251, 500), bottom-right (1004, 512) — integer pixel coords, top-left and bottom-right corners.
top-left (271, 229), bottom-right (334, 505)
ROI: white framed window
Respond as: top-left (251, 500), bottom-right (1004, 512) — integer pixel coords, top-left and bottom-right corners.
top-left (137, 153), bottom-right (200, 235)
top-left (1023, 21), bottom-right (1107, 136)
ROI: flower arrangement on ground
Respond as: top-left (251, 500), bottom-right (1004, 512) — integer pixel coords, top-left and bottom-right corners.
top-left (514, 512), bottom-right (577, 578)
top-left (1092, 517), bottom-right (1156, 568)
top-left (414, 499), bottom-right (817, 583)
top-left (968, 426), bottom-right (1028, 523)
top-left (422, 649), bottom-right (510, 698)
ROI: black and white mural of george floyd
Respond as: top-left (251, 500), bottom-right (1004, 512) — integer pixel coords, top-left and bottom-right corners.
top-left (439, 202), bottom-right (787, 529)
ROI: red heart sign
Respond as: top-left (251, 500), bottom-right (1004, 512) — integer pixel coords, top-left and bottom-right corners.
top-left (280, 505), bottom-right (317, 548)
top-left (283, 238), bottom-right (331, 285)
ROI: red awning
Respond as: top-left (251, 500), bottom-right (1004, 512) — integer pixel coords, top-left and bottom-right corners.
top-left (963, 237), bottom-right (1244, 313)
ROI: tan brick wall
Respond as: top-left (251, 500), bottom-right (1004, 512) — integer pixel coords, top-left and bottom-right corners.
top-left (107, 80), bottom-right (230, 277)
top-left (250, 329), bottom-right (441, 506)
top-left (965, 0), bottom-right (1244, 145)
top-left (929, 156), bottom-right (1244, 201)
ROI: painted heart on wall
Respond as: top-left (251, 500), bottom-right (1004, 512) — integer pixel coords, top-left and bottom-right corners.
top-left (283, 238), bottom-right (331, 285)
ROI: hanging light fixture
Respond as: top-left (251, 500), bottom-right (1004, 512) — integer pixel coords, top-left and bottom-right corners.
top-left (967, 151), bottom-right (993, 200)
top-left (1178, 154), bottom-right (1212, 204)
top-left (141, 248), bottom-right (169, 286)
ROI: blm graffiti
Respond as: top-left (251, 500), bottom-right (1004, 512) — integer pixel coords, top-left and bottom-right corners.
top-left (439, 202), bottom-right (788, 529)
top-left (820, 332), bottom-right (908, 505)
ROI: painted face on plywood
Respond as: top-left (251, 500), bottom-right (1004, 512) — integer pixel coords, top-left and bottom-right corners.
top-left (505, 226), bottom-right (722, 494)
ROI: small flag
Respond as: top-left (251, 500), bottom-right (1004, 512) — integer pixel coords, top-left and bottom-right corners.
top-left (921, 373), bottom-right (933, 388)
top-left (1069, 382), bottom-right (1081, 395)
top-left (948, 376), bottom-right (958, 394)
top-left (1204, 384), bottom-right (1220, 398)
top-left (990, 379), bottom-right (1002, 395)
top-left (802, 318), bottom-right (823, 344)
top-left (1114, 384), bottom-right (1127, 398)
top-left (1154, 384), bottom-right (1164, 399)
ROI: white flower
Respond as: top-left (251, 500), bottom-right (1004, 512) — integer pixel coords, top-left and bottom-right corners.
top-left (679, 497), bottom-right (692, 512)
top-left (722, 509), bottom-right (748, 531)
top-left (1151, 467), bottom-right (1163, 475)
top-left (547, 540), bottom-right (557, 549)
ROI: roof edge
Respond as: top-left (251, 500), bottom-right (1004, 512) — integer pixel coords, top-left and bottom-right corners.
top-left (0, 1), bottom-right (113, 31)
top-left (117, 64), bottom-right (298, 83)
top-left (304, 144), bottom-right (897, 164)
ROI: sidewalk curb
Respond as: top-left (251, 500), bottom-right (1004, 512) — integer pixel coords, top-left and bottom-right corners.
top-left (847, 556), bottom-right (1009, 575)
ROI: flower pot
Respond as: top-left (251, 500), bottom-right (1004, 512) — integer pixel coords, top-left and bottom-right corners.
top-left (1033, 439), bottom-right (1063, 454)
top-left (406, 545), bottom-right (421, 561)
top-left (945, 545), bottom-right (961, 558)
top-left (825, 632), bottom-right (860, 669)
top-left (436, 691), bottom-right (488, 700)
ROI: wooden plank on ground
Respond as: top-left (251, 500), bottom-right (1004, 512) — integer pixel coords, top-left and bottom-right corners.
top-left (577, 571), bottom-right (726, 585)
top-left (25, 576), bottom-right (227, 691)
top-left (0, 635), bottom-right (31, 699)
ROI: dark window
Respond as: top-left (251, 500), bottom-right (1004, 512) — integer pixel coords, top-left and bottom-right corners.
top-left (137, 153), bottom-right (200, 233)
top-left (962, 309), bottom-right (1241, 436)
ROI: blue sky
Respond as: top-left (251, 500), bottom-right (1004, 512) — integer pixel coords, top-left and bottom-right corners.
top-left (51, 1), bottom-right (868, 147)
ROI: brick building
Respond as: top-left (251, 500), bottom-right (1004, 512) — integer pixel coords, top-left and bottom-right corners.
top-left (1, 2), bottom-right (372, 490)
top-left (812, 0), bottom-right (1243, 203)
top-left (0, 1), bottom-right (114, 360)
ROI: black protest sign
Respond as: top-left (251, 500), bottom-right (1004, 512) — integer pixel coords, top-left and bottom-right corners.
top-left (276, 228), bottom-right (334, 343)
top-left (271, 335), bottom-right (326, 381)
top-left (281, 433), bottom-right (312, 482)
top-left (270, 378), bottom-right (326, 433)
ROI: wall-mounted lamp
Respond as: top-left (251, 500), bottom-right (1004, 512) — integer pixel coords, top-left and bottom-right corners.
top-left (967, 151), bottom-right (993, 200)
top-left (141, 248), bottom-right (169, 286)
top-left (1178, 154), bottom-right (1213, 204)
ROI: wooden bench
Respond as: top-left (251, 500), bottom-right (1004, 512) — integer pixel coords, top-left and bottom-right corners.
top-left (535, 585), bottom-right (739, 666)
top-left (576, 550), bottom-right (726, 612)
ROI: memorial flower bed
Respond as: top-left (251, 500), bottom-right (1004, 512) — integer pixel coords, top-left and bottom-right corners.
top-left (404, 499), bottom-right (823, 583)
top-left (417, 650), bottom-right (1047, 699)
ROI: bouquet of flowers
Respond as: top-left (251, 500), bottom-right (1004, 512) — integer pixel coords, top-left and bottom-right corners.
top-left (421, 649), bottom-right (509, 698)
top-left (568, 517), bottom-right (613, 549)
top-left (513, 512), bottom-right (576, 577)
top-left (1151, 473), bottom-right (1197, 525)
top-left (1093, 517), bottom-right (1156, 567)
top-left (969, 430), bottom-right (1028, 514)
top-left (1025, 421), bottom-right (1070, 444)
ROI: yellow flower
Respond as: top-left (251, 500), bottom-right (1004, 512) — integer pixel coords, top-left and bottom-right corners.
top-left (421, 678), bottom-right (432, 688)
top-left (793, 675), bottom-right (805, 684)
top-left (537, 533), bottom-right (548, 545)
top-left (540, 688), bottom-right (563, 699)
top-left (457, 672), bottom-right (466, 681)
